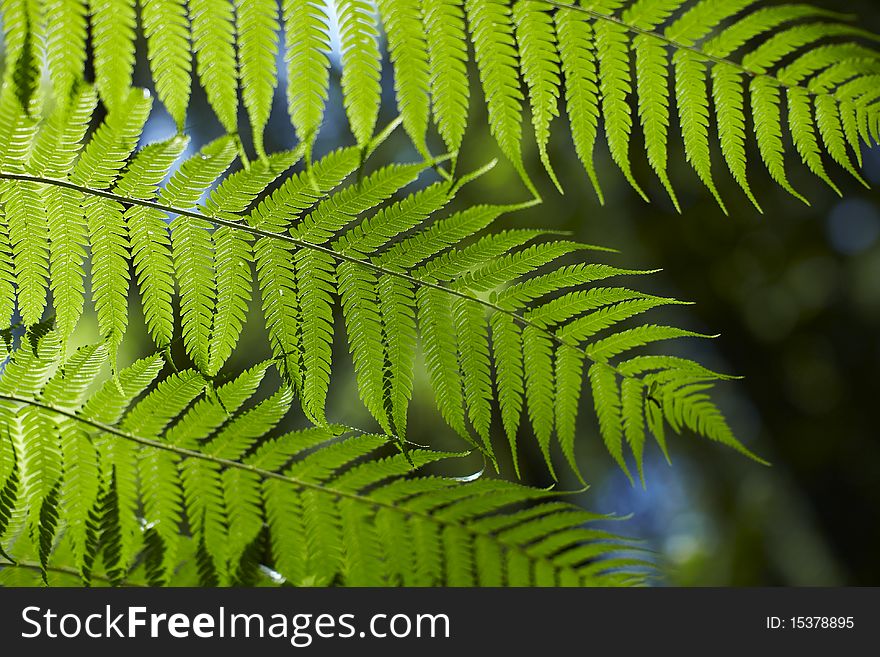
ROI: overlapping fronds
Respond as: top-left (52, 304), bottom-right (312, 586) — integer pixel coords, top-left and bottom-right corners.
top-left (0, 91), bottom-right (759, 479)
top-left (3, 0), bottom-right (879, 206)
top-left (0, 333), bottom-right (645, 587)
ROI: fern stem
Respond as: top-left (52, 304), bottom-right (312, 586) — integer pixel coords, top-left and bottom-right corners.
top-left (0, 393), bottom-right (624, 574)
top-left (546, 0), bottom-right (855, 100)
top-left (0, 172), bottom-right (706, 388)
top-left (0, 394), bottom-right (405, 511)
top-left (0, 559), bottom-right (147, 587)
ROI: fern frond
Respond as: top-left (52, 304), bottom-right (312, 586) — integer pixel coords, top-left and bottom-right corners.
top-left (237, 0), bottom-right (279, 156)
top-left (421, 0), bottom-right (470, 154)
top-left (491, 312), bottom-right (524, 473)
top-left (32, 87), bottom-right (98, 337)
top-left (674, 50), bottom-right (726, 213)
top-left (2, 171), bottom-right (50, 326)
top-left (0, 330), bottom-right (63, 574)
top-left (75, 91), bottom-right (152, 355)
top-left (295, 248), bottom-right (336, 424)
top-left (523, 324), bottom-right (556, 473)
top-left (283, 0), bottom-right (332, 150)
top-left (635, 33), bottom-right (678, 210)
top-left (514, 0), bottom-right (562, 191)
top-left (119, 136), bottom-right (190, 347)
top-left (378, 0), bottom-right (431, 156)
top-left (711, 62), bottom-right (760, 209)
top-left (8, 0), bottom-right (880, 205)
top-left (596, 11), bottom-right (647, 201)
top-left (751, 75), bottom-right (807, 203)
top-left (335, 0), bottom-right (382, 146)
top-left (0, 102), bottom-right (758, 479)
top-left (555, 7), bottom-right (603, 202)
top-left (43, 0), bottom-right (88, 101)
top-left (588, 361), bottom-right (628, 477)
top-left (90, 0), bottom-right (137, 111)
top-left (788, 85), bottom-right (840, 194)
top-left (0, 337), bottom-right (645, 586)
top-left (189, 0), bottom-right (238, 133)
top-left (141, 0), bottom-right (193, 130)
top-left (815, 92), bottom-right (868, 187)
top-left (466, 0), bottom-right (534, 194)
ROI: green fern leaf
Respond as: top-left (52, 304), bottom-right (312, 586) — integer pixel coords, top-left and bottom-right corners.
top-left (554, 343), bottom-right (584, 477)
top-left (658, 379), bottom-right (762, 462)
top-left (11, 0), bottom-right (880, 208)
top-left (620, 375), bottom-right (646, 481)
top-left (674, 50), bottom-right (726, 213)
top-left (208, 227), bottom-right (252, 374)
top-left (626, 0), bottom-right (685, 209)
top-left (293, 162), bottom-right (429, 244)
top-left (417, 286), bottom-right (469, 440)
top-left (0, 99), bottom-right (760, 483)
top-left (634, 34), bottom-right (678, 210)
top-left (2, 176), bottom-right (49, 326)
top-left (237, 0), bottom-right (279, 157)
top-left (421, 0), bottom-right (470, 153)
top-left (189, 0), bottom-right (238, 133)
top-left (90, 0), bottom-right (137, 111)
top-left (73, 92), bottom-right (152, 354)
top-left (295, 249), bottom-right (336, 424)
top-left (596, 16), bottom-right (647, 201)
top-left (496, 264), bottom-right (649, 309)
top-left (378, 0), bottom-right (431, 156)
top-left (750, 75), bottom-right (807, 203)
top-left (514, 0), bottom-right (562, 191)
top-left (0, 438), bottom-right (20, 562)
top-left (172, 214), bottom-right (216, 373)
top-left (523, 324), bottom-right (555, 474)
top-left (253, 149), bottom-right (360, 389)
top-left (283, 0), bottom-right (331, 149)
top-left (702, 5), bottom-right (839, 59)
top-left (711, 63), bottom-right (761, 209)
top-left (0, 332), bottom-right (63, 549)
top-left (555, 7), bottom-right (603, 202)
top-left (44, 0), bottom-right (88, 101)
top-left (141, 0), bottom-right (193, 129)
top-left (787, 86), bottom-right (840, 194)
top-left (117, 136), bottom-right (190, 347)
top-left (167, 137), bottom-right (238, 372)
top-left (41, 344), bottom-right (107, 570)
top-left (335, 181), bottom-right (451, 256)
top-left (376, 203), bottom-right (514, 270)
top-left (466, 0), bottom-right (531, 192)
top-left (816, 92), bottom-right (869, 187)
top-left (34, 87), bottom-right (98, 338)
top-left (118, 368), bottom-right (207, 568)
top-left (588, 361), bottom-right (628, 477)
top-left (490, 311), bottom-right (524, 474)
top-left (338, 261), bottom-right (390, 432)
top-left (378, 274), bottom-right (417, 437)
top-left (664, 0), bottom-right (755, 45)
top-left (586, 323), bottom-right (708, 362)
top-left (335, 0), bottom-right (382, 146)
top-left (453, 296), bottom-right (495, 457)
top-left (741, 22), bottom-right (877, 75)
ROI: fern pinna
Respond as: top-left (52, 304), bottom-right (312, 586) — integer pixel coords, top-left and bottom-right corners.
top-left (0, 330), bottom-right (645, 586)
top-left (3, 0), bottom-right (879, 206)
top-left (0, 86), bottom-right (759, 483)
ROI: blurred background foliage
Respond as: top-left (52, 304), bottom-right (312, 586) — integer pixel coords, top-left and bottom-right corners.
top-left (22, 0), bottom-right (880, 586)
